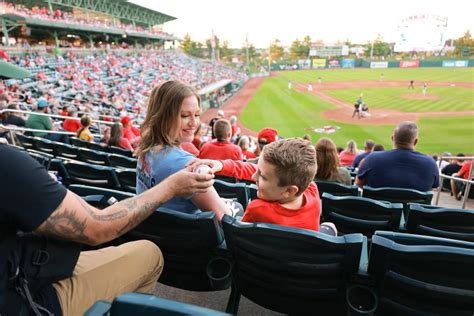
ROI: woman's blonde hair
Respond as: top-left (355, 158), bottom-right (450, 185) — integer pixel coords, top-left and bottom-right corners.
top-left (315, 137), bottom-right (340, 179)
top-left (136, 80), bottom-right (200, 160)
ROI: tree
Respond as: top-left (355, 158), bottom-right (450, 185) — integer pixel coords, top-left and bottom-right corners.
top-left (454, 30), bottom-right (473, 56)
top-left (289, 39), bottom-right (302, 60)
top-left (269, 39), bottom-right (284, 62)
top-left (220, 40), bottom-right (232, 61)
top-left (365, 34), bottom-right (390, 58)
top-left (179, 34), bottom-right (193, 54)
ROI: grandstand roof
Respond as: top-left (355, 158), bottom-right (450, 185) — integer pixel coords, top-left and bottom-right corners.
top-left (10, 0), bottom-right (176, 26)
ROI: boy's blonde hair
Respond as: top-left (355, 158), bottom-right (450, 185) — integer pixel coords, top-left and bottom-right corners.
top-left (262, 138), bottom-right (317, 196)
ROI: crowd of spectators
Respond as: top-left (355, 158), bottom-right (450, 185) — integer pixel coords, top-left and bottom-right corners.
top-left (0, 2), bottom-right (175, 39)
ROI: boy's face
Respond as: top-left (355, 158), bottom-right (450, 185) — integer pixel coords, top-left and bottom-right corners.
top-left (252, 158), bottom-right (288, 201)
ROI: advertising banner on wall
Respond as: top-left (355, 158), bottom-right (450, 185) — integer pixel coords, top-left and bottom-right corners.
top-left (341, 59), bottom-right (355, 68)
top-left (400, 60), bottom-right (420, 68)
top-left (328, 59), bottom-right (340, 68)
top-left (442, 60), bottom-right (469, 67)
top-left (312, 58), bottom-right (327, 68)
top-left (370, 61), bottom-right (389, 68)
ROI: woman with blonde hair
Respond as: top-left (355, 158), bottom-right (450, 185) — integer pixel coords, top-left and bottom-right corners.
top-left (76, 115), bottom-right (93, 142)
top-left (135, 80), bottom-right (232, 220)
top-left (339, 140), bottom-right (359, 166)
top-left (315, 137), bottom-right (351, 184)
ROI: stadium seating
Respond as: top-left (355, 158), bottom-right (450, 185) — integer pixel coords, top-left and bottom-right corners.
top-left (27, 150), bottom-right (52, 170)
top-left (321, 193), bottom-right (404, 237)
top-left (115, 168), bottom-right (137, 193)
top-left (315, 180), bottom-right (360, 197)
top-left (78, 147), bottom-right (112, 166)
top-left (85, 293), bottom-right (230, 316)
top-left (32, 136), bottom-right (56, 155)
top-left (109, 146), bottom-right (134, 158)
top-left (68, 184), bottom-right (134, 209)
top-left (53, 141), bottom-right (80, 160)
top-left (15, 133), bottom-right (35, 150)
top-left (108, 154), bottom-right (137, 169)
top-left (63, 160), bottom-right (121, 190)
top-left (368, 231), bottom-right (474, 315)
top-left (362, 186), bottom-right (433, 216)
top-left (406, 203), bottom-right (474, 242)
top-left (213, 179), bottom-right (249, 209)
top-left (124, 209), bottom-right (229, 292)
top-left (222, 215), bottom-right (365, 315)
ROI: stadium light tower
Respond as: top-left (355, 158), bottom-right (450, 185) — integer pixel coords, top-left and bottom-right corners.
top-left (245, 33), bottom-right (250, 73)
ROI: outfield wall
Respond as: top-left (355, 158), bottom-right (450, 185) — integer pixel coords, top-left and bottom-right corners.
top-left (271, 58), bottom-right (474, 70)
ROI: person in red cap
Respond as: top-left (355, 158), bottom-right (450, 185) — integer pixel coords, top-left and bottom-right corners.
top-left (255, 127), bottom-right (279, 160)
top-left (121, 116), bottom-right (140, 146)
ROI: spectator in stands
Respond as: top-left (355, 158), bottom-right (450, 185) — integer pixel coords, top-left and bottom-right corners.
top-left (257, 127), bottom-right (279, 153)
top-left (441, 153), bottom-right (464, 191)
top-left (315, 137), bottom-right (351, 184)
top-left (238, 135), bottom-right (256, 160)
top-left (187, 138), bottom-right (337, 235)
top-left (352, 139), bottom-right (375, 168)
top-left (62, 109), bottom-right (82, 133)
top-left (229, 115), bottom-right (240, 139)
top-left (135, 80), bottom-right (234, 220)
top-left (355, 121), bottom-right (439, 191)
top-left (199, 119), bottom-right (243, 160)
top-left (450, 159), bottom-right (473, 200)
top-left (121, 116), bottom-right (140, 144)
top-left (2, 104), bottom-right (25, 127)
top-left (0, 144), bottom-right (214, 316)
top-left (303, 134), bottom-right (312, 142)
top-left (25, 98), bottom-right (69, 143)
top-left (373, 144), bottom-right (385, 152)
top-left (436, 151), bottom-right (451, 171)
top-left (76, 116), bottom-right (93, 142)
top-left (108, 122), bottom-right (133, 151)
top-left (339, 140), bottom-right (358, 166)
top-left (99, 126), bottom-right (111, 147)
top-left (209, 109), bottom-right (225, 139)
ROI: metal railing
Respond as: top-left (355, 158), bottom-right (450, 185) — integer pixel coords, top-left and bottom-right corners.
top-left (435, 156), bottom-right (474, 209)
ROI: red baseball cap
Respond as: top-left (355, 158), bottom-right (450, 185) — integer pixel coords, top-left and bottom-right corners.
top-left (121, 116), bottom-right (131, 125)
top-left (257, 128), bottom-right (278, 145)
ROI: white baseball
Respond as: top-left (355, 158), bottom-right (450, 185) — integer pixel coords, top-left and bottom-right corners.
top-left (194, 164), bottom-right (212, 174)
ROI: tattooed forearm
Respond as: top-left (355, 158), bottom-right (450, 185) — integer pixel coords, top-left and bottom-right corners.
top-left (115, 201), bottom-right (155, 236)
top-left (41, 207), bottom-right (92, 244)
top-left (75, 195), bottom-right (128, 221)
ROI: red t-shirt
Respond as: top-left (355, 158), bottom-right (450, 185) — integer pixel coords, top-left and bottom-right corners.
top-left (118, 137), bottom-right (133, 151)
top-left (219, 160), bottom-right (321, 231)
top-left (62, 118), bottom-right (81, 133)
top-left (122, 126), bottom-right (136, 142)
top-left (339, 151), bottom-right (357, 166)
top-left (199, 141), bottom-right (242, 160)
top-left (242, 150), bottom-right (256, 160)
top-left (458, 160), bottom-right (473, 180)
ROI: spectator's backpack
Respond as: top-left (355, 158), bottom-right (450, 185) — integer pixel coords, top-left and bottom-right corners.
top-left (0, 228), bottom-right (81, 315)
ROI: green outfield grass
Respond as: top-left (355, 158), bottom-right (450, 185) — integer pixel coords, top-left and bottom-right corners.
top-left (240, 68), bottom-right (474, 154)
top-left (276, 67), bottom-right (474, 83)
top-left (325, 87), bottom-right (474, 112)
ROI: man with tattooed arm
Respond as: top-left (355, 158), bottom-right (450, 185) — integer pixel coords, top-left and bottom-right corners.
top-left (0, 145), bottom-right (214, 316)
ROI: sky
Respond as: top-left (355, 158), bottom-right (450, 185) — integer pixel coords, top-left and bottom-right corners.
top-left (131, 0), bottom-right (473, 48)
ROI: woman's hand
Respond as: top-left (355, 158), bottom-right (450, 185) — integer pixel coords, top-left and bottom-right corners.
top-left (165, 167), bottom-right (215, 197)
top-left (185, 158), bottom-right (224, 174)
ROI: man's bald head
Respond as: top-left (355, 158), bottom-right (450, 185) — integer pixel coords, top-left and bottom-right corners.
top-left (393, 121), bottom-right (418, 149)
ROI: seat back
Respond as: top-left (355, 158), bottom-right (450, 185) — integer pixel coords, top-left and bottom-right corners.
top-left (27, 150), bottom-right (53, 170)
top-left (70, 136), bottom-right (89, 148)
top-left (68, 184), bottom-right (134, 209)
top-left (109, 146), bottom-right (133, 157)
top-left (222, 216), bottom-right (364, 314)
top-left (108, 154), bottom-right (137, 169)
top-left (85, 293), bottom-right (230, 316)
top-left (64, 160), bottom-right (120, 190)
top-left (362, 186), bottom-right (433, 216)
top-left (322, 193), bottom-right (403, 237)
top-left (32, 137), bottom-right (55, 155)
top-left (315, 180), bottom-right (359, 198)
top-left (124, 209), bottom-right (225, 291)
top-left (53, 141), bottom-right (79, 160)
top-left (406, 203), bottom-right (474, 242)
top-left (78, 147), bottom-right (111, 166)
top-left (369, 231), bottom-right (474, 315)
top-left (15, 133), bottom-right (35, 150)
top-left (213, 179), bottom-right (249, 209)
top-left (115, 168), bottom-right (136, 193)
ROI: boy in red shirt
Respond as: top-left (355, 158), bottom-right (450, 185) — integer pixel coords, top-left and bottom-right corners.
top-left (189, 138), bottom-right (336, 234)
top-left (199, 119), bottom-right (243, 161)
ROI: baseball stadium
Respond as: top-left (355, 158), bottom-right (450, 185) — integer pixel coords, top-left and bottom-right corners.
top-left (0, 0), bottom-right (473, 315)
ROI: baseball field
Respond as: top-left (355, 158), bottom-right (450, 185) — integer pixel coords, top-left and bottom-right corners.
top-left (237, 68), bottom-right (474, 154)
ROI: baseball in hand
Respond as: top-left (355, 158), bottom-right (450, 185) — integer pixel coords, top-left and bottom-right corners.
top-left (194, 164), bottom-right (212, 174)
